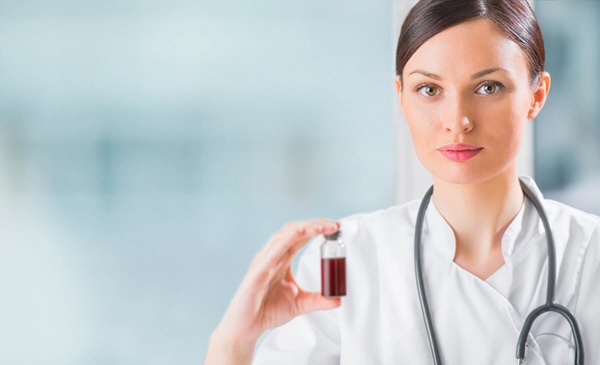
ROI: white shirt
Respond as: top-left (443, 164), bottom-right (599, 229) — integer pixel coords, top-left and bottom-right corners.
top-left (253, 177), bottom-right (600, 365)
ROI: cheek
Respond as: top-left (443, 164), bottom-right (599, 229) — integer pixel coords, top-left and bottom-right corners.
top-left (403, 99), bottom-right (437, 135)
top-left (485, 98), bottom-right (530, 148)
top-left (404, 107), bottom-right (441, 169)
top-left (405, 109), bottom-right (435, 149)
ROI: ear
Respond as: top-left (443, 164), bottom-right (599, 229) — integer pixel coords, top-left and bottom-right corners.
top-left (527, 71), bottom-right (551, 120)
top-left (395, 75), bottom-right (405, 115)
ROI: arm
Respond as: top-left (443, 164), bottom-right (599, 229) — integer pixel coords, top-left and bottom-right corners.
top-left (204, 328), bottom-right (257, 365)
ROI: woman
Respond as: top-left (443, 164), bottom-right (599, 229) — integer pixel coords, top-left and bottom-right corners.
top-left (205, 0), bottom-right (600, 363)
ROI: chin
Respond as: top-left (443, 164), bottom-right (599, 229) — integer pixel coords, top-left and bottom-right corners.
top-left (425, 160), bottom-right (505, 186)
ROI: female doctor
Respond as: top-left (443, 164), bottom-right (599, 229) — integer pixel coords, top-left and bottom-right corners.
top-left (205, 0), bottom-right (600, 364)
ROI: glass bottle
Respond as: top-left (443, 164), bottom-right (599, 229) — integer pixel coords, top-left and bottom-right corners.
top-left (320, 230), bottom-right (346, 297)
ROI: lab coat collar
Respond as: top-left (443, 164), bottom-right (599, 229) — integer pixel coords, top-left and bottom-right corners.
top-left (422, 176), bottom-right (544, 264)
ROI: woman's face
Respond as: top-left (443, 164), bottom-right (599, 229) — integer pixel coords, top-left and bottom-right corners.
top-left (396, 19), bottom-right (550, 185)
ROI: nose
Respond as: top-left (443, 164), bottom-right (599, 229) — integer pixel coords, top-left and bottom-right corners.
top-left (442, 97), bottom-right (474, 133)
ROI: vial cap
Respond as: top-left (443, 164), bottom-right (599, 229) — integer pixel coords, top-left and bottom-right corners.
top-left (324, 230), bottom-right (342, 240)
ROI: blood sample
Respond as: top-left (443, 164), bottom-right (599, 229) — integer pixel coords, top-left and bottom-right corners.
top-left (321, 230), bottom-right (346, 297)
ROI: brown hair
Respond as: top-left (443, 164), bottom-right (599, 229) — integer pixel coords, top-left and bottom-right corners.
top-left (395, 0), bottom-right (545, 86)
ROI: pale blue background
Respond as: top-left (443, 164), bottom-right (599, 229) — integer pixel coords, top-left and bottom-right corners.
top-left (0, 1), bottom-right (597, 364)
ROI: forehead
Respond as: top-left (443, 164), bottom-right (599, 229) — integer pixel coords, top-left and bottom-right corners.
top-left (405, 19), bottom-right (529, 79)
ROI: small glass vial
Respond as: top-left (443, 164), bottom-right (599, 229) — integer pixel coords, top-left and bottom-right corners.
top-left (321, 230), bottom-right (346, 297)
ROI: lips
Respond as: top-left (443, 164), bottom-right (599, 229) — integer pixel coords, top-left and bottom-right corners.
top-left (437, 143), bottom-right (483, 161)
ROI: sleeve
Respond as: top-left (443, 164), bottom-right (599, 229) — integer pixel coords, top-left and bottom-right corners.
top-left (573, 221), bottom-right (600, 365)
top-left (252, 235), bottom-right (341, 365)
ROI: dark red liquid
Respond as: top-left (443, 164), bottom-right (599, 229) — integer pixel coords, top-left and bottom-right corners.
top-left (321, 258), bottom-right (346, 297)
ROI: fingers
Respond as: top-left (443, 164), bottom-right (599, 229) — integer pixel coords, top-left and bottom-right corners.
top-left (283, 268), bottom-right (342, 316)
top-left (296, 291), bottom-right (342, 316)
top-left (279, 219), bottom-right (340, 251)
top-left (245, 219), bottom-right (340, 294)
top-left (288, 221), bottom-right (339, 254)
top-left (261, 219), bottom-right (340, 265)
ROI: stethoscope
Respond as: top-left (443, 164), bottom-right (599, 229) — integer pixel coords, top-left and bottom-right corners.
top-left (414, 178), bottom-right (585, 365)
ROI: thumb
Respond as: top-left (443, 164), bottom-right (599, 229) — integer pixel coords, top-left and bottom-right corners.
top-left (296, 291), bottom-right (342, 316)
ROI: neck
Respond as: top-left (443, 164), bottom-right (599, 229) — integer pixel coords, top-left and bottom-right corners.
top-left (432, 167), bottom-right (524, 259)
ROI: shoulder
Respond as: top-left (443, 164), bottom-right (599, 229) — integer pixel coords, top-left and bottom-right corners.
top-left (330, 199), bottom-right (422, 261)
top-left (338, 199), bottom-right (421, 233)
top-left (543, 198), bottom-right (600, 236)
top-left (295, 202), bottom-right (420, 290)
top-left (542, 199), bottom-right (600, 275)
top-left (521, 175), bottom-right (600, 234)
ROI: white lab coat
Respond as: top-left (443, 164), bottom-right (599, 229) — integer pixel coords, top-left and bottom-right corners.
top-left (253, 177), bottom-right (600, 365)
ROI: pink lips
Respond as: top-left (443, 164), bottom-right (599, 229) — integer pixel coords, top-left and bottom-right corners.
top-left (438, 143), bottom-right (483, 161)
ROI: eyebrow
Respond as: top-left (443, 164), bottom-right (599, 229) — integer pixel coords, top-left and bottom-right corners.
top-left (407, 67), bottom-right (508, 80)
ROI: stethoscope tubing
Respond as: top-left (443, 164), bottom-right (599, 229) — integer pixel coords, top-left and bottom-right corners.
top-left (413, 178), bottom-right (584, 365)
top-left (516, 179), bottom-right (584, 365)
top-left (413, 185), bottom-right (441, 364)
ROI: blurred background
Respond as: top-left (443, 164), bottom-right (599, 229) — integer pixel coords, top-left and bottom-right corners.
top-left (0, 1), bottom-right (597, 364)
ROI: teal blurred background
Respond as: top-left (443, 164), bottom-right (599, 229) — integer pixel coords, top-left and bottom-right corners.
top-left (0, 1), bottom-right (396, 364)
top-left (0, 1), bottom-right (598, 364)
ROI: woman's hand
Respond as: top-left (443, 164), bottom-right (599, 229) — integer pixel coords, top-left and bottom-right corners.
top-left (205, 219), bottom-right (341, 364)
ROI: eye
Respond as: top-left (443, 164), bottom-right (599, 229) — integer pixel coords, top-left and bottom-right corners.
top-left (417, 85), bottom-right (440, 97)
top-left (476, 82), bottom-right (503, 95)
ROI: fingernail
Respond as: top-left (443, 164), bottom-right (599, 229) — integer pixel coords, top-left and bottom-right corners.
top-left (317, 225), bottom-right (323, 232)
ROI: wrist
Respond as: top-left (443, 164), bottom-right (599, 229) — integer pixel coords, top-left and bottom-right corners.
top-left (210, 327), bottom-right (258, 357)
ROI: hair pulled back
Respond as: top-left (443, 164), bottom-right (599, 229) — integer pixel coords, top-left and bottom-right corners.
top-left (395, 0), bottom-right (545, 85)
